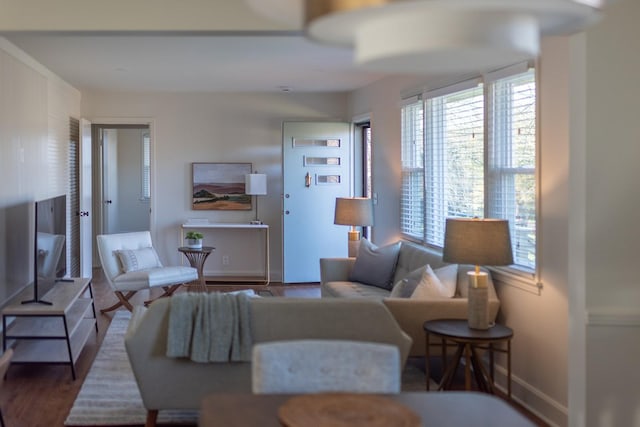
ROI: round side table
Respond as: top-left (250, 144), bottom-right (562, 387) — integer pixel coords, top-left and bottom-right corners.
top-left (178, 246), bottom-right (215, 292)
top-left (423, 319), bottom-right (513, 398)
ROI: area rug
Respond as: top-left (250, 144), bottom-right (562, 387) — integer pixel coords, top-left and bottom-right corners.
top-left (65, 310), bottom-right (433, 426)
top-left (64, 311), bottom-right (198, 426)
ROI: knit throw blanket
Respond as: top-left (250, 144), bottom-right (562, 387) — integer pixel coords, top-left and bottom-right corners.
top-left (166, 292), bottom-right (252, 362)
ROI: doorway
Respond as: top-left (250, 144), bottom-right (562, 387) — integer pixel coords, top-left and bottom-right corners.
top-left (92, 124), bottom-right (151, 237)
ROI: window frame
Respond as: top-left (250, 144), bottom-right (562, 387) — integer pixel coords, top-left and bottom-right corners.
top-left (399, 64), bottom-right (540, 283)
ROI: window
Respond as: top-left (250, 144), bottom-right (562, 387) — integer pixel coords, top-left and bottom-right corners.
top-left (400, 68), bottom-right (537, 270)
top-left (425, 84), bottom-right (484, 247)
top-left (141, 131), bottom-right (150, 200)
top-left (400, 99), bottom-right (424, 240)
top-left (487, 70), bottom-right (536, 268)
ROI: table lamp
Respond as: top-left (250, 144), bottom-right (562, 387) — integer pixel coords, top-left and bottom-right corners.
top-left (245, 173), bottom-right (267, 224)
top-left (334, 197), bottom-right (374, 257)
top-left (442, 218), bottom-right (513, 329)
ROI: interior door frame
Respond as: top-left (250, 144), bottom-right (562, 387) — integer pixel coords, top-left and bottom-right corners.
top-left (90, 117), bottom-right (156, 241)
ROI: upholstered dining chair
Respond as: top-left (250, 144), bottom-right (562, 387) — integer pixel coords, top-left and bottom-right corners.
top-left (0, 348), bottom-right (13, 427)
top-left (252, 339), bottom-right (401, 394)
top-left (96, 231), bottom-right (198, 313)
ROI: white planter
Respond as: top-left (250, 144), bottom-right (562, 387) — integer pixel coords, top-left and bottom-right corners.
top-left (185, 238), bottom-right (203, 249)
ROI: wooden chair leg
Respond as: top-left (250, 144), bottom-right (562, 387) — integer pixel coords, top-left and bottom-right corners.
top-left (100, 291), bottom-right (136, 313)
top-left (143, 284), bottom-right (184, 306)
top-left (160, 284), bottom-right (182, 297)
top-left (145, 409), bottom-right (158, 427)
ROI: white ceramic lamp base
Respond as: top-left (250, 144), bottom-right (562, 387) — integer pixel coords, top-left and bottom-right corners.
top-left (467, 271), bottom-right (490, 330)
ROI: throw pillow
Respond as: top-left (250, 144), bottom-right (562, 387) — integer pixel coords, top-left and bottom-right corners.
top-left (349, 239), bottom-right (401, 290)
top-left (389, 264), bottom-right (428, 298)
top-left (410, 265), bottom-right (451, 299)
top-left (116, 247), bottom-right (162, 273)
top-left (433, 264), bottom-right (458, 298)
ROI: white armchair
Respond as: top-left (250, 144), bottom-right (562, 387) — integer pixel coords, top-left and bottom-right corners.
top-left (96, 231), bottom-right (197, 313)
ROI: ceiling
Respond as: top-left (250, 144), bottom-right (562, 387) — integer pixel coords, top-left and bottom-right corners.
top-left (0, 1), bottom-right (391, 93)
top-left (3, 33), bottom-right (389, 93)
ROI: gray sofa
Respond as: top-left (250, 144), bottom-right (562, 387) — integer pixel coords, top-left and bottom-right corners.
top-left (125, 296), bottom-right (412, 427)
top-left (320, 240), bottom-right (500, 357)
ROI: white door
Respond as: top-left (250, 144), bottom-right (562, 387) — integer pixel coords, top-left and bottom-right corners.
top-left (79, 118), bottom-right (92, 278)
top-left (282, 122), bottom-right (352, 283)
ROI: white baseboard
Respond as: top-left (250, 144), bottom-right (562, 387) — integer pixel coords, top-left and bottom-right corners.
top-left (493, 364), bottom-right (568, 427)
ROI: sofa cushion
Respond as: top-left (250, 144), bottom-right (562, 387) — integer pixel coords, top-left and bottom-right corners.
top-left (390, 263), bottom-right (458, 298)
top-left (392, 241), bottom-right (447, 284)
top-left (432, 264), bottom-right (458, 298)
top-left (349, 240), bottom-right (401, 290)
top-left (389, 265), bottom-right (425, 298)
top-left (113, 265), bottom-right (198, 291)
top-left (324, 281), bottom-right (391, 298)
top-left (410, 265), bottom-right (455, 299)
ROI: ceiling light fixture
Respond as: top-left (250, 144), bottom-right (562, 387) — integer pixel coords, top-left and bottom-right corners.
top-left (247, 0), bottom-right (608, 74)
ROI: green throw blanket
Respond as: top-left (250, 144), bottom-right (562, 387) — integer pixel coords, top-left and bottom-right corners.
top-left (166, 292), bottom-right (252, 362)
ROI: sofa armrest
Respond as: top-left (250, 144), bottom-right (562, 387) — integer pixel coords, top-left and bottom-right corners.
top-left (383, 298), bottom-right (470, 357)
top-left (320, 258), bottom-right (356, 284)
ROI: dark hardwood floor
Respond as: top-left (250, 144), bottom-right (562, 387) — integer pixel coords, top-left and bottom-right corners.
top-left (0, 269), bottom-right (547, 426)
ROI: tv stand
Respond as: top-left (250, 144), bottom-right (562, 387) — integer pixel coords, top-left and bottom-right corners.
top-left (2, 278), bottom-right (97, 380)
top-left (20, 298), bottom-right (52, 306)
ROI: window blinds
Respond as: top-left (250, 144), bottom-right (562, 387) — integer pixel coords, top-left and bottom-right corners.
top-left (425, 84), bottom-right (484, 247)
top-left (487, 70), bottom-right (536, 268)
top-left (400, 99), bottom-right (424, 239)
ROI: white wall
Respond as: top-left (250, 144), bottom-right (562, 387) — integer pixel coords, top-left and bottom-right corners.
top-left (582, 0), bottom-right (640, 425)
top-left (0, 38), bottom-right (80, 305)
top-left (82, 91), bottom-right (348, 281)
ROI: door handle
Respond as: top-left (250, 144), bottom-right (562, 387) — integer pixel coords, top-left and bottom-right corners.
top-left (76, 211), bottom-right (89, 217)
top-left (305, 172), bottom-right (311, 187)
top-left (104, 200), bottom-right (113, 204)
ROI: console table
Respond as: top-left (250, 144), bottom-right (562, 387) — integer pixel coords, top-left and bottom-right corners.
top-left (180, 223), bottom-right (270, 285)
top-left (2, 278), bottom-right (97, 380)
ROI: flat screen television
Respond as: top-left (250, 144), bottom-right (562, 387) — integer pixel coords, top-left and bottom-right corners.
top-left (22, 194), bottom-right (68, 305)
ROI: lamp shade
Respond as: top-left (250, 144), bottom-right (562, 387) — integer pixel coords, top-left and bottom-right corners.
top-left (334, 197), bottom-right (373, 226)
top-left (245, 173), bottom-right (267, 196)
top-left (442, 218), bottom-right (513, 266)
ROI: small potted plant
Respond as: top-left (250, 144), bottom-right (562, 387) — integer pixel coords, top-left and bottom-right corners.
top-left (185, 231), bottom-right (204, 249)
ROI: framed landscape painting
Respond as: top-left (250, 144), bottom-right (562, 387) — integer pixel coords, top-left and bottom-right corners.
top-left (192, 162), bottom-right (252, 210)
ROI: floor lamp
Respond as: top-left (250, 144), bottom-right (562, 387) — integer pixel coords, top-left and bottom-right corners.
top-left (245, 173), bottom-right (267, 224)
top-left (442, 218), bottom-right (513, 330)
top-left (334, 197), bottom-right (374, 258)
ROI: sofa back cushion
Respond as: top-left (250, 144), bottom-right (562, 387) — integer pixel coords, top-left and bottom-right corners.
top-left (392, 241), bottom-right (448, 285)
top-left (349, 240), bottom-right (401, 290)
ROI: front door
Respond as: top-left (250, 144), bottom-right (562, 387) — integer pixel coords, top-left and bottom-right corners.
top-left (282, 122), bottom-right (351, 283)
